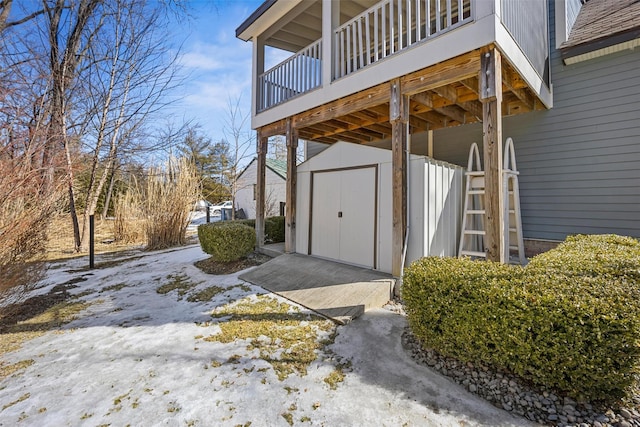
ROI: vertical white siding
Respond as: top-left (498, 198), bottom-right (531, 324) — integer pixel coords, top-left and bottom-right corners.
top-left (421, 158), bottom-right (464, 258)
top-left (501, 0), bottom-right (549, 81)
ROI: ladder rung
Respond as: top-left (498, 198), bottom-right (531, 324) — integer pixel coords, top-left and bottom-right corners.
top-left (460, 250), bottom-right (487, 258)
top-left (509, 245), bottom-right (520, 250)
top-left (468, 190), bottom-right (485, 195)
top-left (466, 210), bottom-right (485, 215)
top-left (466, 171), bottom-right (484, 176)
top-left (464, 230), bottom-right (485, 235)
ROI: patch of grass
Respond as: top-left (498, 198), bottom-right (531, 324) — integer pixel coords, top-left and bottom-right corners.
top-left (2, 392), bottom-right (30, 411)
top-left (167, 401), bottom-right (180, 412)
top-left (0, 300), bottom-right (93, 379)
top-left (7, 300), bottom-right (92, 334)
top-left (324, 363), bottom-right (349, 390)
top-left (0, 359), bottom-right (34, 380)
top-left (187, 286), bottom-right (225, 302)
top-left (80, 412), bottom-right (93, 420)
top-left (234, 422), bottom-right (252, 427)
top-left (205, 295), bottom-right (335, 381)
top-left (300, 416), bottom-right (311, 422)
top-left (113, 389), bottom-right (132, 406)
top-left (156, 274), bottom-right (197, 300)
top-left (45, 215), bottom-right (146, 262)
top-left (74, 289), bottom-right (97, 298)
top-left (101, 283), bottom-right (129, 293)
top-left (284, 386), bottom-right (299, 395)
top-left (281, 412), bottom-right (294, 426)
top-left (231, 284), bottom-right (253, 293)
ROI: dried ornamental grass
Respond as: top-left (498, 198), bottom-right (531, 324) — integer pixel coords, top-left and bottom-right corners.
top-left (140, 157), bottom-right (200, 250)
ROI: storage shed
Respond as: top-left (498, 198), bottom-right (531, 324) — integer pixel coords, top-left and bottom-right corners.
top-left (296, 142), bottom-right (464, 274)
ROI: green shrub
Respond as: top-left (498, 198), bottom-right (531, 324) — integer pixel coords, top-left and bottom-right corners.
top-left (211, 216), bottom-right (284, 244)
top-left (197, 222), bottom-right (256, 262)
top-left (231, 219), bottom-right (255, 228)
top-left (265, 216), bottom-right (285, 243)
top-left (403, 234), bottom-right (640, 403)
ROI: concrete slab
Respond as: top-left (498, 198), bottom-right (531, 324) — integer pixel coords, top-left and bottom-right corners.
top-left (257, 242), bottom-right (285, 258)
top-left (332, 309), bottom-right (536, 426)
top-left (239, 253), bottom-right (394, 324)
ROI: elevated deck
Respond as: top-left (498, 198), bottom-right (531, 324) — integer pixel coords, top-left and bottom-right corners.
top-left (238, 0), bottom-right (551, 131)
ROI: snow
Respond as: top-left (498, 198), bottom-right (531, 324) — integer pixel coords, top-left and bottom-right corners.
top-left (0, 242), bottom-right (531, 426)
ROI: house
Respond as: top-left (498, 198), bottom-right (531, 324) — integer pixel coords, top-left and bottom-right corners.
top-left (236, 157), bottom-right (287, 219)
top-left (236, 0), bottom-right (640, 278)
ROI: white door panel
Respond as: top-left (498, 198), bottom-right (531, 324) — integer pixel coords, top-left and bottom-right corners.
top-left (311, 172), bottom-right (340, 259)
top-left (311, 167), bottom-right (376, 269)
top-left (338, 168), bottom-right (375, 268)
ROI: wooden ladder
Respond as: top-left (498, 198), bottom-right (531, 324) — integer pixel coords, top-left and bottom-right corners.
top-left (458, 139), bottom-right (525, 264)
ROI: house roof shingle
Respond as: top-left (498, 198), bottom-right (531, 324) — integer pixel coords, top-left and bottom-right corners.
top-left (562, 0), bottom-right (640, 48)
top-left (265, 158), bottom-right (287, 180)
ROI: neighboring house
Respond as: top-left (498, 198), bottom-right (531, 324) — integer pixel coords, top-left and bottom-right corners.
top-left (236, 0), bottom-right (640, 276)
top-left (236, 158), bottom-right (287, 219)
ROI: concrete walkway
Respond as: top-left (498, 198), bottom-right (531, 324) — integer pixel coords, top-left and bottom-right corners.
top-left (332, 308), bottom-right (536, 426)
top-left (239, 253), bottom-right (394, 324)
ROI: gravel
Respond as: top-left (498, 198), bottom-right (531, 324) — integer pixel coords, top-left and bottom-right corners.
top-left (401, 327), bottom-right (640, 427)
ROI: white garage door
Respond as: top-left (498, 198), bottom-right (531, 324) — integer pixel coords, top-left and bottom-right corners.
top-left (311, 166), bottom-right (377, 268)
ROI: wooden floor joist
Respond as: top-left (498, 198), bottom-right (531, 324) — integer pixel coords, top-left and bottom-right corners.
top-left (254, 47), bottom-right (547, 266)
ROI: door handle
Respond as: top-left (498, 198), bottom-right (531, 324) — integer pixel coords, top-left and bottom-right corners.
top-left (338, 211), bottom-right (342, 218)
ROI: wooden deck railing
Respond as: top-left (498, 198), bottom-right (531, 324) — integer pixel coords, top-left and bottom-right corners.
top-left (257, 39), bottom-right (322, 112)
top-left (334, 0), bottom-right (473, 79)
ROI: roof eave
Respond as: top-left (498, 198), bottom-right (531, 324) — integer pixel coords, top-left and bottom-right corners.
top-left (235, 0), bottom-right (278, 41)
top-left (561, 27), bottom-right (640, 65)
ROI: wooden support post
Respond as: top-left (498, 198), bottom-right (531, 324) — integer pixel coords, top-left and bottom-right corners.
top-left (285, 118), bottom-right (298, 253)
top-left (256, 131), bottom-right (268, 249)
top-left (390, 79), bottom-right (409, 281)
top-left (480, 48), bottom-right (505, 262)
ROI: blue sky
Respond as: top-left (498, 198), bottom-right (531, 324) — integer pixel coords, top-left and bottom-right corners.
top-left (171, 0), bottom-right (264, 146)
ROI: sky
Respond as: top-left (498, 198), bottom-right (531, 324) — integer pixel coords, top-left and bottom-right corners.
top-left (169, 0), bottom-right (265, 147)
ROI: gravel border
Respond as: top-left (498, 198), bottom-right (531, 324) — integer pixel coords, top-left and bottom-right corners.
top-left (384, 301), bottom-right (640, 427)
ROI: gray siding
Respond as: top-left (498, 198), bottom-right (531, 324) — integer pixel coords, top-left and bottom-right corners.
top-left (433, 9), bottom-right (640, 241)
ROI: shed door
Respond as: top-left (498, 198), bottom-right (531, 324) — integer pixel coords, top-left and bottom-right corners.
top-left (311, 167), bottom-right (376, 268)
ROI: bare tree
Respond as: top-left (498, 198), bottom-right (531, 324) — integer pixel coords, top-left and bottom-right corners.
top-left (0, 1), bottom-right (45, 34)
top-left (222, 96), bottom-right (254, 220)
top-left (75, 0), bottom-right (182, 251)
top-left (0, 2), bottom-right (64, 303)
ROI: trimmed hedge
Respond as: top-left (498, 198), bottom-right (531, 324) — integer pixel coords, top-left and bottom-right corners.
top-left (264, 216), bottom-right (285, 243)
top-left (208, 216), bottom-right (285, 244)
top-left (403, 234), bottom-right (640, 403)
top-left (197, 222), bottom-right (256, 262)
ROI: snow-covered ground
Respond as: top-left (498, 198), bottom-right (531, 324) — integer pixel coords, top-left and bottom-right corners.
top-left (0, 243), bottom-right (531, 426)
